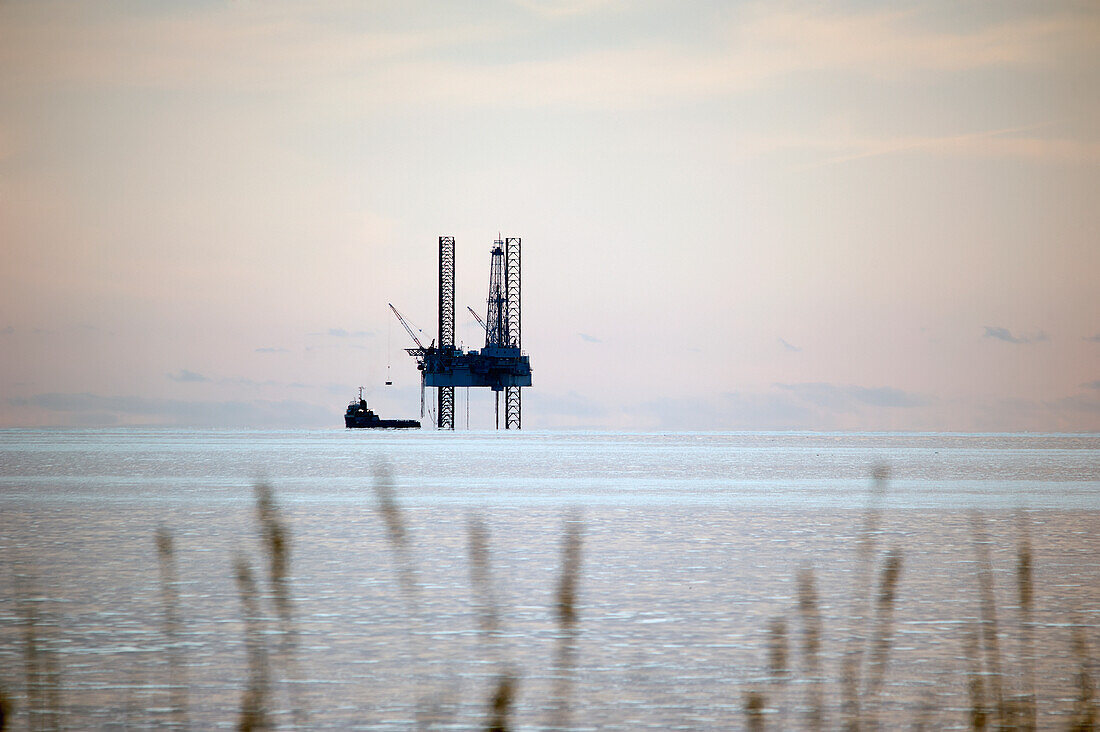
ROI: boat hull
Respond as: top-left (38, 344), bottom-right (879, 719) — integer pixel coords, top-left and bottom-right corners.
top-left (344, 414), bottom-right (420, 429)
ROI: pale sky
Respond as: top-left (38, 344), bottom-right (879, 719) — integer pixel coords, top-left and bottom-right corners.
top-left (1, 0), bottom-right (1098, 430)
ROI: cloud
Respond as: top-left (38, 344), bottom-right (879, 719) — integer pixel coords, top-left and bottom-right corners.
top-left (1052, 394), bottom-right (1100, 415)
top-left (219, 376), bottom-right (280, 388)
top-left (506, 0), bottom-right (615, 17)
top-left (769, 125), bottom-right (1100, 169)
top-left (526, 389), bottom-right (608, 426)
top-left (167, 369), bottom-right (209, 383)
top-left (1085, 334), bottom-right (1100, 343)
top-left (778, 337), bottom-right (801, 352)
top-left (255, 346), bottom-right (289, 353)
top-left (377, 7), bottom-right (1100, 112)
top-left (310, 328), bottom-right (372, 338)
top-left (633, 382), bottom-right (930, 430)
top-left (970, 394), bottom-right (1100, 431)
top-left (0, 3), bottom-right (482, 95)
top-left (5, 3), bottom-right (1094, 112)
top-left (10, 392), bottom-right (332, 427)
top-left (636, 391), bottom-right (815, 431)
top-left (983, 326), bottom-right (1049, 344)
top-left (578, 332), bottom-right (602, 343)
top-left (776, 382), bottom-right (930, 409)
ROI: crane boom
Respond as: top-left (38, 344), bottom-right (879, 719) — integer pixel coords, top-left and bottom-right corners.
top-left (388, 303), bottom-right (426, 351)
top-left (467, 305), bottom-right (487, 334)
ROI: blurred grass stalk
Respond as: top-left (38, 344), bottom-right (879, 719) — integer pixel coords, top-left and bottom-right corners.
top-left (467, 515), bottom-right (517, 731)
top-left (371, 466), bottom-right (459, 728)
top-left (155, 526), bottom-right (189, 729)
top-left (842, 463), bottom-right (888, 732)
top-left (549, 511), bottom-right (583, 732)
top-left (1071, 622), bottom-right (1096, 730)
top-left (1016, 512), bottom-right (1036, 730)
top-left (254, 483), bottom-right (306, 728)
top-left (16, 573), bottom-right (62, 732)
top-left (797, 567), bottom-right (824, 731)
top-left (970, 511), bottom-right (1007, 727)
top-left (4, 471), bottom-right (1099, 730)
top-left (234, 554), bottom-right (270, 732)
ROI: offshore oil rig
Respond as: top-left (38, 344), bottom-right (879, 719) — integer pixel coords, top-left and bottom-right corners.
top-left (389, 235), bottom-right (532, 430)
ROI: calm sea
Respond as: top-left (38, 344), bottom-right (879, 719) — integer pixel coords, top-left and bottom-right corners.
top-left (1, 429), bottom-right (1098, 729)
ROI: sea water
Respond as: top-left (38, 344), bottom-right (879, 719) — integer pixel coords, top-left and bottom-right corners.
top-left (1, 429), bottom-right (1098, 729)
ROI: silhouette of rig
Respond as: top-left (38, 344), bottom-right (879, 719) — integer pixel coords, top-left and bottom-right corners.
top-left (390, 236), bottom-right (532, 430)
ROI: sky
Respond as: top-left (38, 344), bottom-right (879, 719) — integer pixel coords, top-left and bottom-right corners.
top-left (1, 0), bottom-right (1098, 431)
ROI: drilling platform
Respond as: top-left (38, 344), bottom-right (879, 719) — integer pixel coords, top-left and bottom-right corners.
top-left (390, 235), bottom-right (532, 430)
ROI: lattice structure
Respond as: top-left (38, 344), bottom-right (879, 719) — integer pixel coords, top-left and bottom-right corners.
top-left (438, 236), bottom-right (455, 430)
top-left (504, 386), bottom-right (521, 429)
top-left (485, 240), bottom-right (507, 347)
top-left (504, 237), bottom-right (521, 429)
top-left (505, 237), bottom-right (520, 348)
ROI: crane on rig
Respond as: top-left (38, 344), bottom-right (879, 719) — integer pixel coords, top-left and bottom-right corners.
top-left (467, 305), bottom-right (487, 334)
top-left (387, 302), bottom-right (433, 419)
top-left (388, 303), bottom-right (430, 354)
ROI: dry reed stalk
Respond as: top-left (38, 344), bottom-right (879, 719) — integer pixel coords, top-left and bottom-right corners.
top-left (860, 465), bottom-right (889, 567)
top-left (41, 632), bottom-right (60, 731)
top-left (17, 592), bottom-right (42, 732)
top-left (234, 554), bottom-right (270, 732)
top-left (372, 465), bottom-right (418, 603)
top-left (1015, 513), bottom-right (1035, 731)
top-left (965, 624), bottom-right (987, 731)
top-left (122, 661), bottom-right (145, 730)
top-left (863, 548), bottom-right (903, 729)
top-left (467, 515), bottom-right (501, 638)
top-left (485, 673), bottom-right (517, 732)
top-left (155, 526), bottom-right (189, 730)
top-left (842, 464), bottom-right (890, 731)
top-left (16, 574), bottom-right (62, 732)
top-left (556, 514), bottom-right (582, 629)
top-left (467, 516), bottom-right (520, 730)
top-left (911, 688), bottom-right (939, 732)
top-left (768, 617), bottom-right (789, 681)
top-left (840, 653), bottom-right (860, 732)
top-left (743, 690), bottom-right (765, 732)
top-left (253, 483), bottom-right (306, 727)
top-left (371, 466), bottom-right (456, 728)
top-left (0, 685), bottom-right (10, 731)
top-left (1070, 622), bottom-right (1096, 732)
top-left (969, 512), bottom-right (1006, 726)
top-left (867, 548), bottom-right (902, 692)
top-left (767, 616), bottom-right (789, 729)
top-left (254, 484), bottom-right (290, 624)
top-left (549, 512), bottom-right (583, 731)
top-left (797, 567), bottom-right (824, 731)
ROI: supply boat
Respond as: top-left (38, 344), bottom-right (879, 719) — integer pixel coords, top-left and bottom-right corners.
top-left (344, 388), bottom-right (420, 429)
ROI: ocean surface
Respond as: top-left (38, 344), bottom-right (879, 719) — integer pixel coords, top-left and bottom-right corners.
top-left (1, 429), bottom-right (1098, 730)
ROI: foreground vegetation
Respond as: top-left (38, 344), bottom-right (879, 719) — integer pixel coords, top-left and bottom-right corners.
top-left (2, 467), bottom-right (1096, 730)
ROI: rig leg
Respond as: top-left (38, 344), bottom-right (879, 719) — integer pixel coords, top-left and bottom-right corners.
top-left (505, 387), bottom-right (521, 429)
top-left (437, 235), bottom-right (455, 431)
top-left (438, 386), bottom-right (454, 430)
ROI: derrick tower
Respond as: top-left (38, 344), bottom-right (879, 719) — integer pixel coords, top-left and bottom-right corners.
top-left (484, 237), bottom-right (523, 428)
